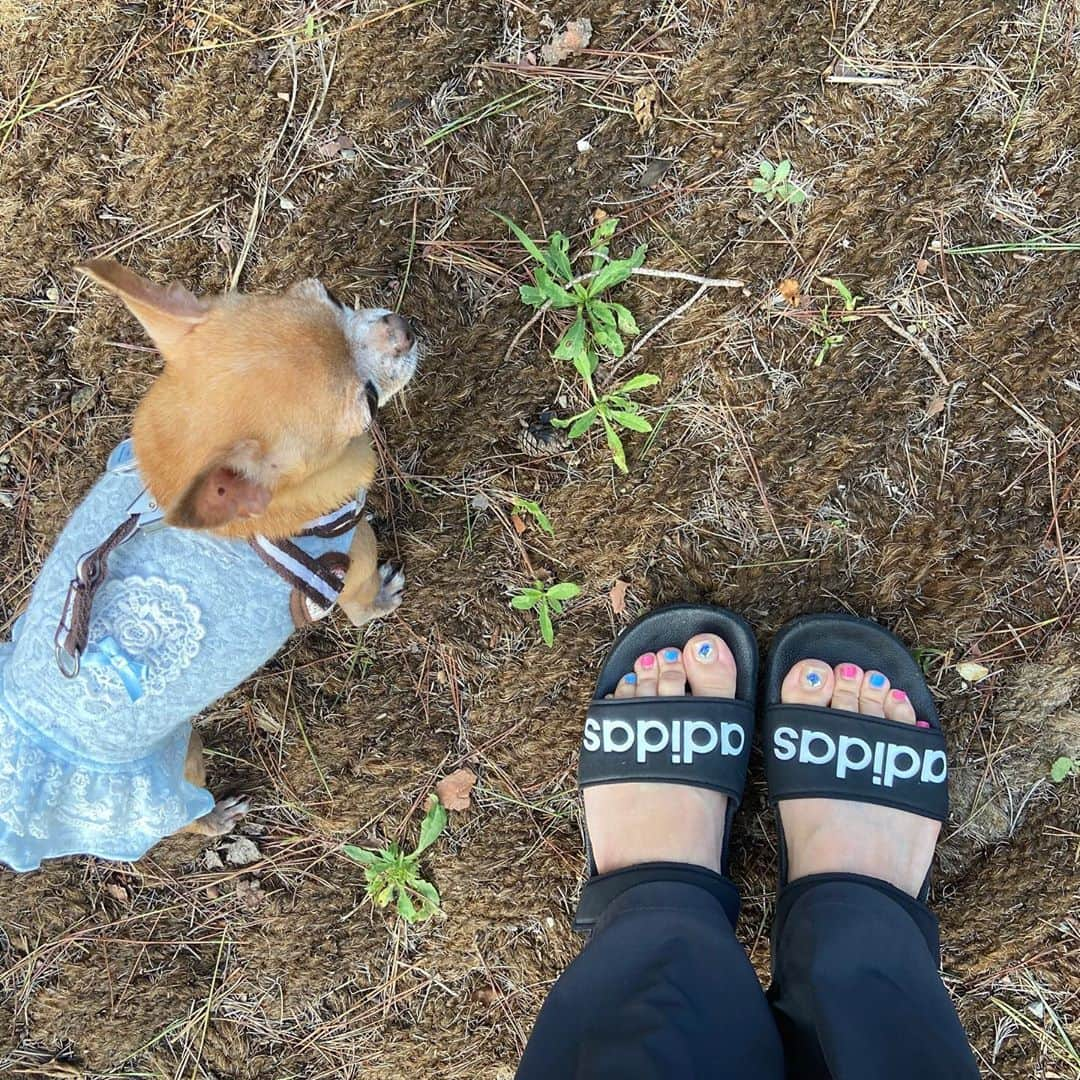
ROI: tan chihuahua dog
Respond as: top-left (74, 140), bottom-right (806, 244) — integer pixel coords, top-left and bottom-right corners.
top-left (0, 261), bottom-right (417, 871)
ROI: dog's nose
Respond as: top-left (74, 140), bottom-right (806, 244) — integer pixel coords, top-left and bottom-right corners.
top-left (381, 312), bottom-right (415, 354)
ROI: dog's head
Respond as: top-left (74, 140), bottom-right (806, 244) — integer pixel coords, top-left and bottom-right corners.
top-left (79, 259), bottom-right (419, 535)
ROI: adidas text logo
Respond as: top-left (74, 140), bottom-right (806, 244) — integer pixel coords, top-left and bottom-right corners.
top-left (771, 726), bottom-right (946, 788)
top-left (584, 717), bottom-right (746, 764)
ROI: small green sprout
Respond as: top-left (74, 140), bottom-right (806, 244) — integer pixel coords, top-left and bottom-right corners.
top-left (510, 580), bottom-right (581, 646)
top-left (1050, 756), bottom-right (1078, 783)
top-left (750, 159), bottom-right (806, 206)
top-left (512, 496), bottom-right (555, 537)
top-left (811, 276), bottom-right (863, 367)
top-left (343, 795), bottom-right (447, 923)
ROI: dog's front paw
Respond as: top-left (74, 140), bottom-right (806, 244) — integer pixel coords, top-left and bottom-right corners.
top-left (194, 795), bottom-right (250, 837)
top-left (372, 561), bottom-right (405, 614)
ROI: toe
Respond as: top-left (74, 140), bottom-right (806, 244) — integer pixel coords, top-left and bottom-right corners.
top-left (831, 663), bottom-right (863, 713)
top-left (858, 670), bottom-right (890, 717)
top-left (683, 635), bottom-right (736, 698)
top-left (634, 652), bottom-right (659, 697)
top-left (614, 673), bottom-right (637, 698)
top-left (656, 647), bottom-right (687, 696)
top-left (883, 687), bottom-right (919, 727)
top-left (781, 659), bottom-right (834, 705)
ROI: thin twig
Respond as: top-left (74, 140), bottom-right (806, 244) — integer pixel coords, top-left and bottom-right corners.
top-left (502, 266), bottom-right (744, 362)
top-left (876, 311), bottom-right (949, 385)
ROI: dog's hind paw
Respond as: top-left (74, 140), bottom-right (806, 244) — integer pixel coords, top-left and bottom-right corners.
top-left (373, 562), bottom-right (405, 614)
top-left (193, 795), bottom-right (250, 837)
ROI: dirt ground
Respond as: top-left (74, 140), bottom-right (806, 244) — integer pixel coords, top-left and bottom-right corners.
top-left (1, 0), bottom-right (1078, 1076)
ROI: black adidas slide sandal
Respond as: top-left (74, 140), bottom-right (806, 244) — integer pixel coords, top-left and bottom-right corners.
top-left (763, 613), bottom-right (949, 901)
top-left (573, 603), bottom-right (758, 933)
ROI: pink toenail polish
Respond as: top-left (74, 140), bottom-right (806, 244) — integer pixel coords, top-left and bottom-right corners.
top-left (639, 653), bottom-right (655, 669)
top-left (891, 689), bottom-right (907, 702)
top-left (916, 720), bottom-right (931, 729)
top-left (840, 664), bottom-right (858, 680)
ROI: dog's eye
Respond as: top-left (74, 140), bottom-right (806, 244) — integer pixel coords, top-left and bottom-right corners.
top-left (323, 286), bottom-right (345, 310)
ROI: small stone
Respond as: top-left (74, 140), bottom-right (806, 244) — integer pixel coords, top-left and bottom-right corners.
top-left (223, 837), bottom-right (261, 866)
top-left (576, 138), bottom-right (592, 153)
top-left (203, 849), bottom-right (225, 870)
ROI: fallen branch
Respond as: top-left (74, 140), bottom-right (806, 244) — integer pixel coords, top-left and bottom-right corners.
top-left (502, 266), bottom-right (745, 364)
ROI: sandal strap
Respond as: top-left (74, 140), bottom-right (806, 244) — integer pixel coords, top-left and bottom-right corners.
top-left (763, 704), bottom-right (949, 821)
top-left (580, 697), bottom-right (754, 806)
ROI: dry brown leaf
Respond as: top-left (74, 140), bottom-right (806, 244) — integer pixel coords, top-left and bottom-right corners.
top-left (609, 579), bottom-right (629, 615)
top-left (925, 395), bottom-right (946, 418)
top-left (436, 768), bottom-right (477, 811)
top-left (778, 278), bottom-right (802, 306)
top-left (511, 513), bottom-right (526, 535)
top-left (915, 257), bottom-right (931, 274)
top-left (633, 83), bottom-right (659, 134)
top-left (955, 660), bottom-right (990, 684)
top-left (105, 883), bottom-right (128, 903)
top-left (540, 18), bottom-right (592, 65)
top-left (592, 208), bottom-right (609, 226)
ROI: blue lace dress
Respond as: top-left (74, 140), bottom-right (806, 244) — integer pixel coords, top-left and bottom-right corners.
top-left (0, 440), bottom-right (355, 871)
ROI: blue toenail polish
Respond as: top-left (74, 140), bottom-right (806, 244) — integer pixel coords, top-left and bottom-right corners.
top-left (663, 648), bottom-right (681, 663)
top-left (624, 673), bottom-right (637, 684)
top-left (869, 673), bottom-right (887, 689)
top-left (697, 641), bottom-right (713, 659)
top-left (805, 670), bottom-right (823, 688)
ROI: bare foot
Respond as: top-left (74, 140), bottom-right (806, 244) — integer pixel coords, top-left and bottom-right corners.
top-left (777, 661), bottom-right (940, 895)
top-left (584, 635), bottom-right (737, 875)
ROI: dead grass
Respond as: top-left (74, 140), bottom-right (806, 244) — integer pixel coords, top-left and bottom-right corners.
top-left (0, 1), bottom-right (1078, 1077)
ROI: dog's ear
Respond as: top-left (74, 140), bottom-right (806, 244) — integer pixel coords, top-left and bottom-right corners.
top-left (168, 442), bottom-right (272, 530)
top-left (78, 259), bottom-right (209, 352)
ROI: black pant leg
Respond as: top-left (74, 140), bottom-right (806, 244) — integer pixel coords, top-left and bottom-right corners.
top-left (518, 877), bottom-right (785, 1080)
top-left (768, 873), bottom-right (979, 1080)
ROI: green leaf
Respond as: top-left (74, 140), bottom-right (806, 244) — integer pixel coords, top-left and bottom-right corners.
top-left (396, 889), bottom-right (418, 922)
top-left (519, 284), bottom-right (547, 308)
top-left (616, 372), bottom-right (660, 394)
top-left (492, 211), bottom-right (551, 271)
top-left (587, 258), bottom-right (634, 296)
top-left (786, 187), bottom-right (806, 205)
top-left (534, 267), bottom-right (578, 308)
top-left (590, 215), bottom-right (618, 247)
top-left (750, 178), bottom-right (771, 193)
top-left (758, 160), bottom-right (775, 180)
top-left (592, 323), bottom-right (625, 357)
top-left (546, 582), bottom-right (581, 602)
top-left (587, 300), bottom-right (617, 329)
top-left (567, 408), bottom-right (599, 438)
top-left (537, 603), bottom-right (554, 646)
top-left (604, 419), bottom-right (628, 473)
top-left (414, 795), bottom-right (448, 855)
top-left (774, 158), bottom-right (791, 182)
top-left (411, 877), bottom-right (441, 913)
top-left (547, 597), bottom-right (563, 614)
top-left (609, 409), bottom-right (652, 433)
top-left (343, 844), bottom-right (379, 866)
top-left (553, 314), bottom-right (587, 361)
top-left (628, 243), bottom-right (647, 270)
top-left (547, 231), bottom-right (573, 282)
top-left (376, 883), bottom-right (396, 907)
top-left (514, 498), bottom-right (554, 537)
top-left (573, 348), bottom-right (598, 382)
top-left (1050, 756), bottom-right (1076, 783)
top-left (511, 592), bottom-right (541, 610)
top-left (609, 303), bottom-right (639, 335)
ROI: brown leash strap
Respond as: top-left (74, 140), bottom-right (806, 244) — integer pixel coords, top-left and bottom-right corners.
top-left (54, 513), bottom-right (141, 677)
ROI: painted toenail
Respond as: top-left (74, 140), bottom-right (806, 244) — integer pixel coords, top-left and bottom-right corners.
top-left (663, 648), bottom-right (681, 663)
top-left (840, 664), bottom-right (858, 680)
top-left (804, 669), bottom-right (824, 688)
top-left (916, 720), bottom-right (930, 729)
top-left (695, 641), bottom-right (715, 662)
top-left (639, 654), bottom-right (655, 669)
top-left (891, 689), bottom-right (907, 701)
top-left (624, 673), bottom-right (637, 684)
top-left (868, 673), bottom-right (887, 689)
